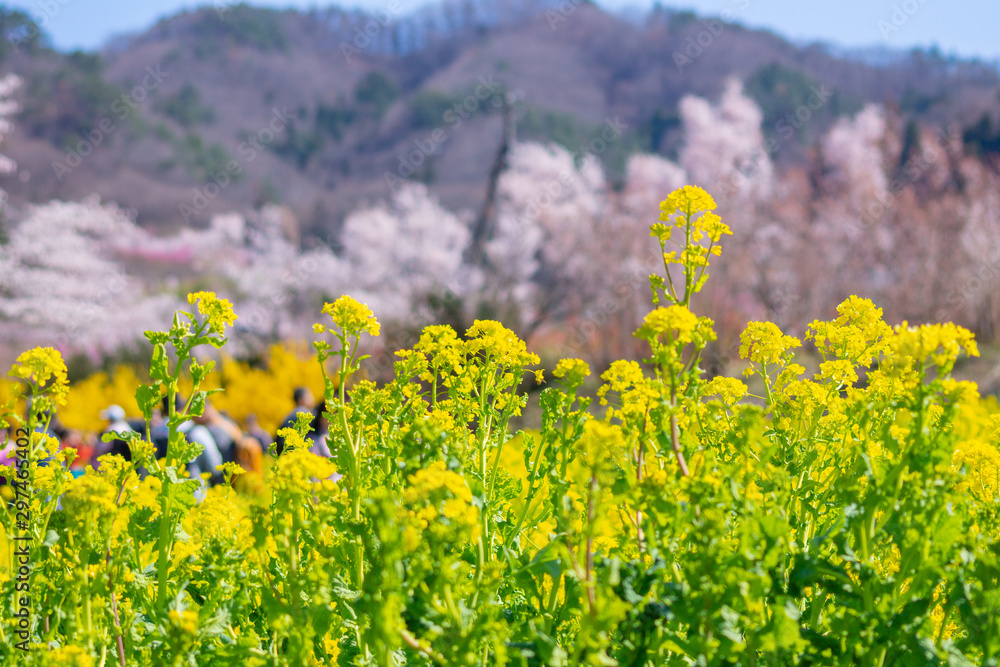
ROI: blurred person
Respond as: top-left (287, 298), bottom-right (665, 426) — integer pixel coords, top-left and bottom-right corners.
top-left (244, 413), bottom-right (272, 450)
top-left (195, 401), bottom-right (238, 466)
top-left (151, 404), bottom-right (169, 461)
top-left (127, 415), bottom-right (147, 435)
top-left (195, 401), bottom-right (266, 478)
top-left (215, 409), bottom-right (265, 477)
top-left (308, 400), bottom-right (332, 458)
top-left (308, 401), bottom-right (341, 483)
top-left (61, 429), bottom-right (93, 476)
top-left (273, 386), bottom-right (315, 456)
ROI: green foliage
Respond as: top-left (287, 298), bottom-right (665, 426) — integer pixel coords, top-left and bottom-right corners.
top-left (410, 89), bottom-right (465, 129)
top-left (254, 179), bottom-right (281, 207)
top-left (167, 132), bottom-right (236, 182)
top-left (898, 118), bottom-right (921, 171)
top-left (271, 119), bottom-right (324, 170)
top-left (0, 8), bottom-right (44, 61)
top-left (21, 51), bottom-right (123, 147)
top-left (963, 112), bottom-right (1000, 157)
top-left (315, 102), bottom-right (356, 141)
top-left (744, 62), bottom-right (860, 142)
top-left (518, 105), bottom-right (644, 184)
top-left (154, 83), bottom-right (216, 127)
top-left (354, 71), bottom-right (398, 117)
top-left (899, 88), bottom-right (945, 115)
top-left (667, 10), bottom-right (699, 33)
top-left (188, 4), bottom-right (288, 59)
top-left (644, 108), bottom-right (681, 154)
top-left (518, 107), bottom-right (588, 150)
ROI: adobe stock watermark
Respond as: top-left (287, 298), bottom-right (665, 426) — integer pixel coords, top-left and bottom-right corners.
top-left (878, 0), bottom-right (931, 39)
top-left (545, 0), bottom-right (584, 30)
top-left (8, 0), bottom-right (74, 50)
top-left (179, 107), bottom-right (293, 223)
top-left (718, 82), bottom-right (833, 197)
top-left (855, 123), bottom-right (958, 230)
top-left (554, 258), bottom-right (659, 358)
top-left (340, 0), bottom-right (404, 62)
top-left (50, 64), bottom-right (169, 182)
top-left (937, 254), bottom-right (1000, 325)
top-left (383, 75), bottom-right (503, 192)
top-left (237, 252), bottom-right (327, 339)
top-left (509, 117), bottom-right (628, 230)
top-left (366, 278), bottom-right (471, 377)
top-left (673, 0), bottom-right (751, 72)
top-left (54, 267), bottom-right (130, 349)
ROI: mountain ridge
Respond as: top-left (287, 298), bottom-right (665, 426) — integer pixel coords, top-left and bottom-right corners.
top-left (0, 0), bottom-right (997, 242)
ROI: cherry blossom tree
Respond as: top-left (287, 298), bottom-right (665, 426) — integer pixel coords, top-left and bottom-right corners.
top-left (678, 78), bottom-right (773, 205)
top-left (0, 197), bottom-right (173, 356)
top-left (0, 73), bottom-right (20, 199)
top-left (486, 142), bottom-right (609, 329)
top-left (340, 183), bottom-right (477, 324)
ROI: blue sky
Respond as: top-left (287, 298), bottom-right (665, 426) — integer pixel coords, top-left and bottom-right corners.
top-left (6, 0), bottom-right (1000, 61)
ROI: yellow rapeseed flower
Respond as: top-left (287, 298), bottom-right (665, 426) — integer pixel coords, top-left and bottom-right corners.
top-left (817, 359), bottom-right (858, 386)
top-left (576, 420), bottom-right (627, 472)
top-left (890, 322), bottom-right (978, 369)
top-left (553, 358), bottom-right (591, 387)
top-left (187, 291), bottom-right (238, 335)
top-left (703, 376), bottom-right (748, 408)
top-left (168, 608), bottom-right (199, 635)
top-left (739, 322), bottom-right (801, 367)
top-left (635, 305), bottom-right (706, 346)
top-left (659, 185), bottom-right (717, 218)
top-left (10, 346), bottom-right (69, 406)
top-left (320, 295), bottom-right (381, 337)
top-left (403, 461), bottom-right (479, 543)
top-left (47, 645), bottom-right (95, 667)
top-left (465, 320), bottom-right (539, 368)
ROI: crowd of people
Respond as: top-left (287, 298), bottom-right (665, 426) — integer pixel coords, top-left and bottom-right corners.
top-left (0, 387), bottom-right (335, 493)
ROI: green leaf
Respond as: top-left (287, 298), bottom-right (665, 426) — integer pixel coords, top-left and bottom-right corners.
top-left (135, 383), bottom-right (161, 422)
top-left (150, 342), bottom-right (169, 382)
top-left (187, 390), bottom-right (207, 418)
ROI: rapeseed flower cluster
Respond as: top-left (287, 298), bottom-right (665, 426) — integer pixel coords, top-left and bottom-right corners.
top-left (576, 420), bottom-right (627, 474)
top-left (466, 319), bottom-right (540, 368)
top-left (890, 321), bottom-right (979, 370)
top-left (703, 376), bottom-right (748, 408)
top-left (807, 295), bottom-right (891, 365)
top-left (414, 324), bottom-right (465, 382)
top-left (6, 185), bottom-right (1000, 666)
top-left (316, 295), bottom-right (381, 338)
top-left (187, 291), bottom-right (238, 335)
top-left (597, 359), bottom-right (660, 420)
top-left (635, 305), bottom-right (699, 345)
top-left (552, 357), bottom-right (591, 387)
top-left (61, 472), bottom-right (118, 533)
top-left (403, 461), bottom-right (479, 544)
top-left (659, 184), bottom-right (717, 218)
top-left (739, 321), bottom-right (801, 369)
top-left (8, 346), bottom-right (69, 412)
top-left (651, 185), bottom-right (732, 301)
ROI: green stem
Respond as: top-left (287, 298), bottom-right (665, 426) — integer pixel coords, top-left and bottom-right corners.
top-left (506, 437), bottom-right (550, 548)
top-left (669, 384), bottom-right (689, 477)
